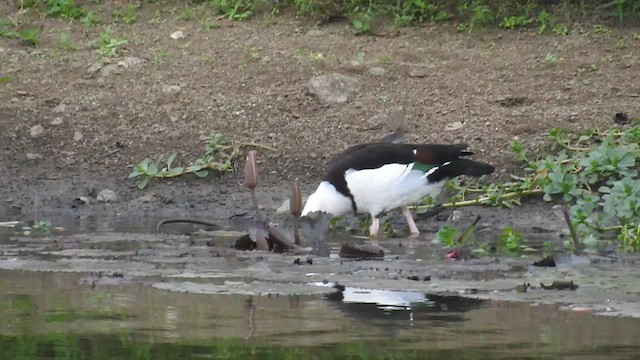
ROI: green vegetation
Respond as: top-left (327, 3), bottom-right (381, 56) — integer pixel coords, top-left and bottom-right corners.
top-left (2, 0), bottom-right (638, 37)
top-left (128, 132), bottom-right (275, 189)
top-left (425, 120), bottom-right (640, 254)
top-left (95, 28), bottom-right (129, 58)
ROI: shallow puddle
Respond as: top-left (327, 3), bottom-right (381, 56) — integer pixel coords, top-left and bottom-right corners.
top-left (1, 270), bottom-right (640, 359)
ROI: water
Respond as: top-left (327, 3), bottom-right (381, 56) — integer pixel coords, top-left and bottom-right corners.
top-left (1, 270), bottom-right (640, 360)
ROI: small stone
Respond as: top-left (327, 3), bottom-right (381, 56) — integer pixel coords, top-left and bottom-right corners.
top-left (306, 73), bottom-right (360, 104)
top-left (350, 60), bottom-right (361, 67)
top-left (445, 121), bottom-right (464, 131)
top-left (162, 85), bottom-right (181, 94)
top-left (53, 103), bottom-right (67, 113)
top-left (170, 30), bottom-right (185, 40)
top-left (130, 193), bottom-right (173, 205)
top-left (100, 64), bottom-right (121, 77)
top-left (11, 97), bottom-right (19, 103)
top-left (117, 56), bottom-right (144, 68)
top-left (450, 210), bottom-right (463, 222)
top-left (73, 131), bottom-right (83, 142)
top-left (86, 63), bottom-right (102, 76)
top-left (96, 189), bottom-right (118, 203)
top-left (50, 117), bottom-right (64, 126)
top-left (29, 125), bottom-right (45, 138)
top-left (368, 67), bottom-right (386, 77)
top-left (26, 153), bottom-right (43, 160)
top-left (306, 29), bottom-right (325, 37)
top-left (409, 69), bottom-right (427, 78)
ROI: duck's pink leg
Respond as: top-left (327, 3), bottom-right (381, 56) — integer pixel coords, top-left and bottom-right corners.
top-left (402, 206), bottom-right (420, 237)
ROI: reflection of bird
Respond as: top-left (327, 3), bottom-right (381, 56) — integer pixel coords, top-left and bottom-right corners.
top-left (301, 143), bottom-right (494, 237)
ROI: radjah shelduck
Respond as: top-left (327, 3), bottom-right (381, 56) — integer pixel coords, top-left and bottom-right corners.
top-left (301, 143), bottom-right (495, 237)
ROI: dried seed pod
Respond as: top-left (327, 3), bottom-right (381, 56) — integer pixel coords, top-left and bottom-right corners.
top-left (244, 151), bottom-right (258, 190)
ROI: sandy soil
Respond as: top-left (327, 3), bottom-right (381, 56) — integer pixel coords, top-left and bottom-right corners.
top-left (1, 2), bottom-right (639, 222)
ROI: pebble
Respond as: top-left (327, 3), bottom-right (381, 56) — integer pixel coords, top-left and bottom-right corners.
top-left (451, 210), bottom-right (463, 222)
top-left (50, 117), bottom-right (64, 126)
top-left (170, 30), bottom-right (185, 39)
top-left (445, 121), bottom-right (464, 131)
top-left (53, 103), bottom-right (67, 113)
top-left (409, 69), bottom-right (427, 78)
top-left (73, 131), bottom-right (83, 142)
top-left (162, 85), bottom-right (181, 94)
top-left (368, 67), bottom-right (386, 77)
top-left (86, 63), bottom-right (102, 76)
top-left (96, 189), bottom-right (118, 203)
top-left (29, 125), bottom-right (45, 139)
top-left (26, 153), bottom-right (43, 160)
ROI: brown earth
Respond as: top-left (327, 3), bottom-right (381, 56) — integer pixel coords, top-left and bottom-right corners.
top-left (1, 2), bottom-right (640, 224)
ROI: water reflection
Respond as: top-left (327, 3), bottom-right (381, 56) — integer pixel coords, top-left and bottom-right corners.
top-left (1, 270), bottom-right (640, 359)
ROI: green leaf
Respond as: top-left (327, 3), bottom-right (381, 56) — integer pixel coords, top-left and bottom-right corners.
top-left (186, 164), bottom-right (207, 172)
top-left (146, 163), bottom-right (158, 176)
top-left (0, 77), bottom-right (11, 84)
top-left (166, 152), bottom-right (177, 168)
top-left (166, 167), bottom-right (184, 176)
top-left (127, 170), bottom-right (142, 178)
top-left (194, 170), bottom-right (209, 178)
top-left (137, 177), bottom-right (150, 189)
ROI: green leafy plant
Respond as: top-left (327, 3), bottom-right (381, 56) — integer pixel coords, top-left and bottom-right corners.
top-left (32, 220), bottom-right (52, 235)
top-left (351, 10), bottom-right (374, 35)
top-left (498, 227), bottom-right (532, 254)
top-left (95, 29), bottom-right (129, 58)
top-left (128, 132), bottom-right (274, 189)
top-left (209, 0), bottom-right (255, 21)
top-left (434, 225), bottom-right (458, 246)
top-left (499, 15), bottom-right (533, 29)
top-left (203, 18), bottom-right (220, 30)
top-left (112, 4), bottom-right (139, 24)
top-left (80, 11), bottom-right (101, 27)
top-left (58, 32), bottom-right (75, 51)
top-left (41, 0), bottom-right (86, 19)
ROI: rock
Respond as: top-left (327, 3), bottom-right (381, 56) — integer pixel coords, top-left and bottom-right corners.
top-left (86, 63), bottom-right (102, 76)
top-left (367, 113), bottom-right (390, 129)
top-left (73, 131), bottom-right (83, 142)
top-left (306, 73), bottom-right (360, 104)
top-left (130, 193), bottom-right (173, 205)
top-left (306, 29), bottom-right (325, 37)
top-left (409, 69), bottom-right (428, 78)
top-left (26, 153), bottom-right (43, 160)
top-left (11, 97), bottom-right (19, 103)
top-left (349, 60), bottom-right (361, 67)
top-left (50, 117), bottom-right (64, 126)
top-left (29, 125), bottom-right (45, 138)
top-left (170, 30), bottom-right (185, 40)
top-left (100, 64), bottom-right (121, 77)
top-left (162, 85), bottom-right (181, 94)
top-left (96, 189), bottom-right (118, 203)
top-left (368, 67), bottom-right (386, 77)
top-left (445, 121), bottom-right (464, 131)
top-left (53, 103), bottom-right (67, 113)
top-left (450, 210), bottom-right (463, 222)
top-left (118, 56), bottom-right (144, 68)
